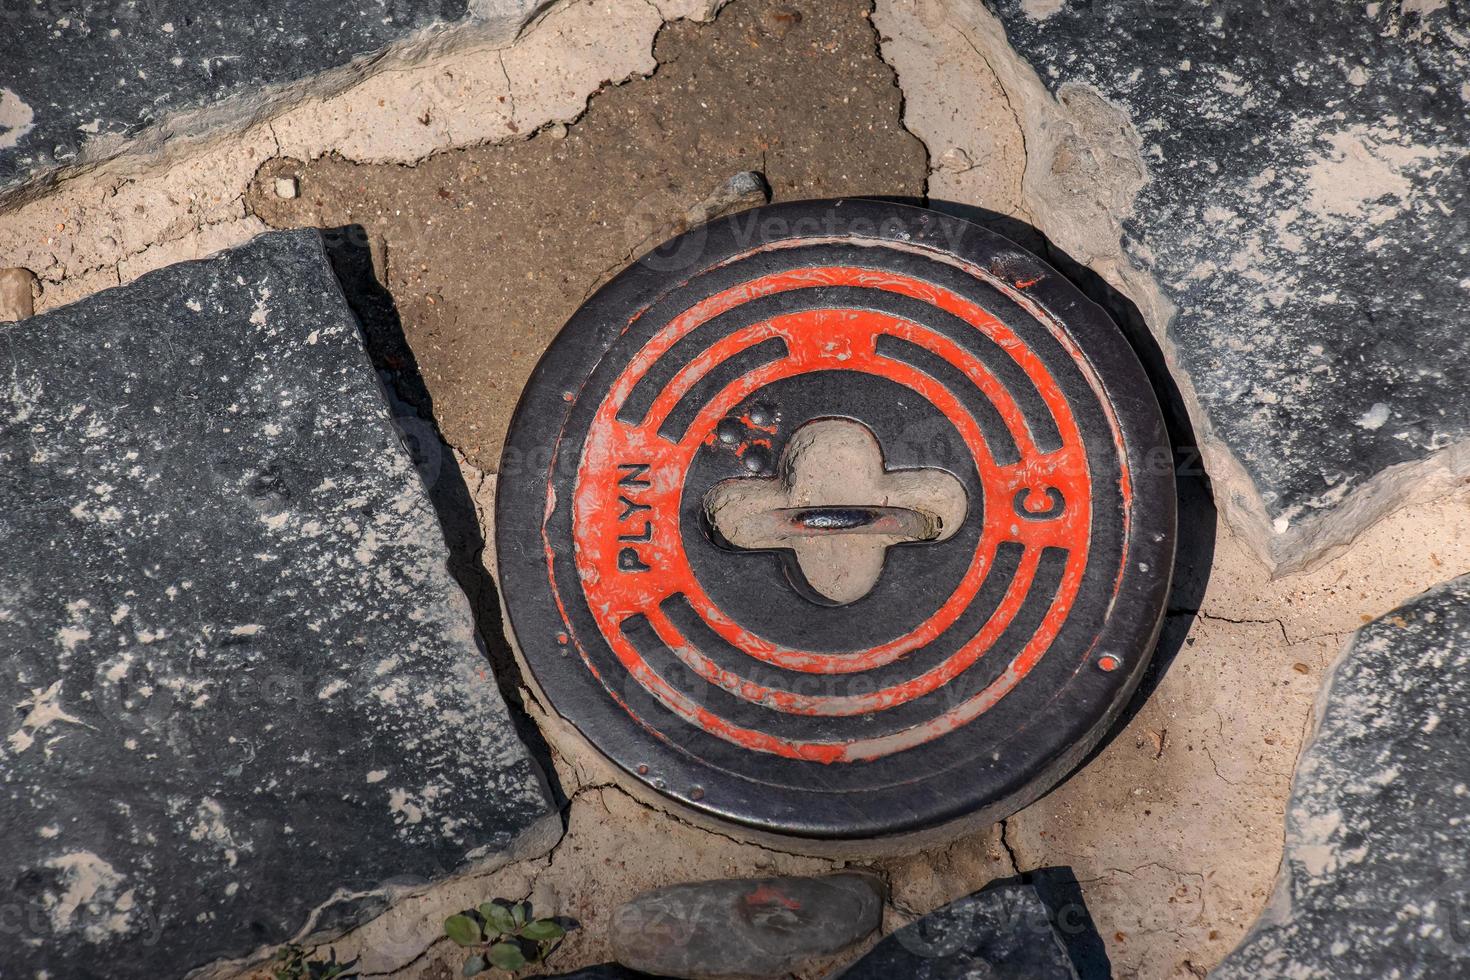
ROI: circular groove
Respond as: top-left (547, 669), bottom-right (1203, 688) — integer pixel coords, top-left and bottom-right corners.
top-left (496, 200), bottom-right (1175, 844)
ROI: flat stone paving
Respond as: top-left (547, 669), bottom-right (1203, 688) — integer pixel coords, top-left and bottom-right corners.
top-left (0, 229), bottom-right (553, 979)
top-left (609, 873), bottom-right (884, 977)
top-left (1213, 573), bottom-right (1470, 978)
top-left (0, 0), bottom-right (535, 198)
top-left (837, 882), bottom-right (1080, 979)
top-left (989, 0), bottom-right (1470, 550)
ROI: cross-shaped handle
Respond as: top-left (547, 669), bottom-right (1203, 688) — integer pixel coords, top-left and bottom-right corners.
top-left (704, 419), bottom-right (968, 605)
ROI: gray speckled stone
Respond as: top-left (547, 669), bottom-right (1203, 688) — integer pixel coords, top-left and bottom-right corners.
top-left (1213, 574), bottom-right (1470, 979)
top-left (987, 0), bottom-right (1470, 557)
top-left (0, 229), bottom-right (554, 979)
top-left (610, 874), bottom-right (884, 979)
top-left (836, 883), bottom-right (1079, 979)
top-left (0, 0), bottom-right (543, 199)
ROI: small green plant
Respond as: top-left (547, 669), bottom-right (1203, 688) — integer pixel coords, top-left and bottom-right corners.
top-left (444, 899), bottom-right (567, 975)
top-left (270, 943), bottom-right (358, 980)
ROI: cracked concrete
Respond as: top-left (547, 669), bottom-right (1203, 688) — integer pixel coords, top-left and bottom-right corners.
top-left (874, 0), bottom-right (1028, 225)
top-left (383, 418), bottom-right (1470, 980)
top-left (963, 486), bottom-right (1470, 979)
top-left (244, 0), bottom-right (925, 471)
top-left (6, 0), bottom-right (1470, 978)
top-left (0, 0), bottom-right (720, 316)
top-left (415, 363), bottom-right (1469, 980)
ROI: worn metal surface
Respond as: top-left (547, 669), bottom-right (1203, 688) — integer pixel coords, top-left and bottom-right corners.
top-left (497, 200), bottom-right (1174, 844)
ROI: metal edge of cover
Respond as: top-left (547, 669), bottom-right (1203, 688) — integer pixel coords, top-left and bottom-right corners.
top-left (495, 198), bottom-right (1176, 849)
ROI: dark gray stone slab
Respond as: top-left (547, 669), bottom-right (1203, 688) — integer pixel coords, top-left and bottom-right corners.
top-left (1213, 574), bottom-right (1470, 978)
top-left (610, 873), bottom-right (884, 979)
top-left (987, 0), bottom-right (1470, 558)
top-left (835, 883), bottom-right (1079, 979)
top-left (0, 0), bottom-right (538, 199)
top-left (0, 229), bottom-right (554, 979)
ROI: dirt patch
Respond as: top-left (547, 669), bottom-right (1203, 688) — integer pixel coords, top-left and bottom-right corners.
top-left (247, 0), bottom-right (927, 471)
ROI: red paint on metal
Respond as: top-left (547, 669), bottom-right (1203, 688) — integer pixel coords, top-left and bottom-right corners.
top-left (538, 263), bottom-right (1130, 764)
top-left (739, 412), bottom-right (777, 434)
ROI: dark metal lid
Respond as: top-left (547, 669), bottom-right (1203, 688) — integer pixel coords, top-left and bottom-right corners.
top-left (496, 199), bottom-right (1175, 845)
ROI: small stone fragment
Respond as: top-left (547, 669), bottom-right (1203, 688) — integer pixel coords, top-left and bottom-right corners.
top-left (761, 6), bottom-right (803, 39)
top-left (273, 175), bottom-right (299, 199)
top-left (835, 883), bottom-right (1079, 979)
top-left (611, 873), bottom-right (884, 978)
top-left (937, 146), bottom-right (973, 173)
top-left (1214, 574), bottom-right (1470, 977)
top-left (548, 121), bottom-right (569, 140)
top-left (0, 266), bottom-right (36, 321)
top-left (689, 170), bottom-right (771, 224)
top-left (626, 172), bottom-right (773, 263)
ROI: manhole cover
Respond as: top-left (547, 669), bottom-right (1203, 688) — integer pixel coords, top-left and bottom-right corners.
top-left (497, 199), bottom-right (1175, 849)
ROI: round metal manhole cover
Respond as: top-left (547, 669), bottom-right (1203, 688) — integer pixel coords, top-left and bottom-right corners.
top-left (497, 199), bottom-right (1175, 847)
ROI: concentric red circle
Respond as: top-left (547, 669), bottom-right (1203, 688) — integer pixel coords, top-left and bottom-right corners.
top-left (568, 267), bottom-right (1095, 762)
top-left (497, 200), bottom-right (1174, 845)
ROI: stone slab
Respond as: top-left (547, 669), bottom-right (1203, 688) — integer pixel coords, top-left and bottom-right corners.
top-left (0, 229), bottom-right (554, 978)
top-left (0, 0), bottom-right (542, 199)
top-left (1213, 573), bottom-right (1470, 978)
top-left (986, 0), bottom-right (1470, 558)
top-left (610, 874), bottom-right (884, 978)
top-left (836, 882), bottom-right (1079, 979)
